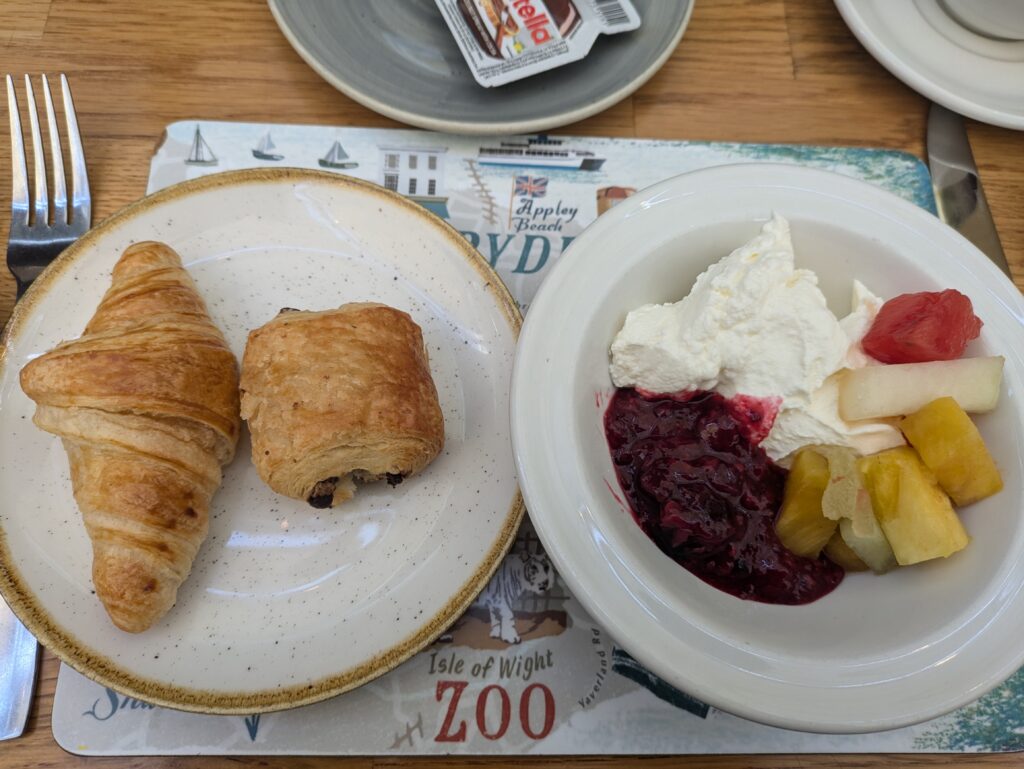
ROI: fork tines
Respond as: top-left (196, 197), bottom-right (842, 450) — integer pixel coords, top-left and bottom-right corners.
top-left (7, 73), bottom-right (90, 230)
top-left (6, 74), bottom-right (91, 296)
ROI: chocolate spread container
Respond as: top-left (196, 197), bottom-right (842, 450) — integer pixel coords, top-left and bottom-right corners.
top-left (435, 0), bottom-right (641, 87)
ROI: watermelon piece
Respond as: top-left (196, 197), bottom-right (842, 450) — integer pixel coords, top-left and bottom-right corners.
top-left (861, 290), bottom-right (982, 364)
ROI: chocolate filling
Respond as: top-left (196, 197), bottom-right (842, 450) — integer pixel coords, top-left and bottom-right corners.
top-left (278, 307), bottom-right (301, 315)
top-left (307, 477), bottom-right (339, 508)
top-left (386, 473), bottom-right (404, 487)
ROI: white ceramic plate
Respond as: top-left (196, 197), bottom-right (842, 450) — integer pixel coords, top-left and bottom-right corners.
top-left (835, 0), bottom-right (1024, 130)
top-left (0, 169), bottom-right (523, 714)
top-left (511, 163), bottom-right (1024, 733)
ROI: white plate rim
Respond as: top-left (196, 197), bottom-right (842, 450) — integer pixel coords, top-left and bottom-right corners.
top-left (510, 162), bottom-right (1024, 733)
top-left (835, 0), bottom-right (1024, 131)
top-left (266, 0), bottom-right (693, 135)
top-left (0, 167), bottom-right (525, 714)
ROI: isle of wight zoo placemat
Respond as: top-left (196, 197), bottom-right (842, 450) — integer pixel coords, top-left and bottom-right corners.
top-left (52, 122), bottom-right (1022, 755)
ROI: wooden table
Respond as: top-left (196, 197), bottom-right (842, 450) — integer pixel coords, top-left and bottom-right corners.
top-left (1, 1), bottom-right (1022, 767)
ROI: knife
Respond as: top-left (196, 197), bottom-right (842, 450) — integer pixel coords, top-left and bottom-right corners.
top-left (927, 103), bottom-right (1012, 278)
top-left (0, 608), bottom-right (37, 740)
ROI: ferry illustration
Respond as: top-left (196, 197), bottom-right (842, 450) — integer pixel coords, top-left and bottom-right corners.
top-left (184, 124), bottom-right (217, 166)
top-left (252, 130), bottom-right (284, 161)
top-left (319, 140), bottom-right (358, 169)
top-left (477, 135), bottom-right (605, 171)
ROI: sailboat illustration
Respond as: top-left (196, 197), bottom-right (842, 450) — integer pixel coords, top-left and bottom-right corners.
top-left (318, 140), bottom-right (358, 169)
top-left (185, 124), bottom-right (218, 166)
top-left (252, 131), bottom-right (284, 161)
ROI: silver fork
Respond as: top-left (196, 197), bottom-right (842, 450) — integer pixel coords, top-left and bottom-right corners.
top-left (6, 73), bottom-right (91, 297)
top-left (1, 73), bottom-right (91, 741)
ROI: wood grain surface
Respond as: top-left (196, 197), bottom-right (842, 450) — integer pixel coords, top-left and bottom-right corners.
top-left (1, 0), bottom-right (1022, 766)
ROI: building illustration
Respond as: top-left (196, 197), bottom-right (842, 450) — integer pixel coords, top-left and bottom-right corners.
top-left (378, 145), bottom-right (450, 219)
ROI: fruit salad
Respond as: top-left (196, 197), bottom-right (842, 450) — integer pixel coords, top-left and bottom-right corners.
top-left (604, 214), bottom-right (1004, 604)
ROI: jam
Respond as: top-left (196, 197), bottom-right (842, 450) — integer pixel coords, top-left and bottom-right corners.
top-left (604, 388), bottom-right (843, 604)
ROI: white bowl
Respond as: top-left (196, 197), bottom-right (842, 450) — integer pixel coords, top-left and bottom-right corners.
top-left (511, 163), bottom-right (1024, 733)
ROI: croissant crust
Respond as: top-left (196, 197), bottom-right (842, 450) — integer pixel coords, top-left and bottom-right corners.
top-left (20, 241), bottom-right (240, 633)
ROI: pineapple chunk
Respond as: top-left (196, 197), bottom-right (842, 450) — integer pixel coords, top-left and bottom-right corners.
top-left (899, 397), bottom-right (1003, 506)
top-left (824, 531), bottom-right (869, 572)
top-left (861, 447), bottom-right (969, 566)
top-left (838, 356), bottom-right (1003, 420)
top-left (858, 451), bottom-right (902, 515)
top-left (775, 449), bottom-right (836, 558)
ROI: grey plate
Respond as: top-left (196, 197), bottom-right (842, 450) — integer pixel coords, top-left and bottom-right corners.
top-left (268, 0), bottom-right (693, 135)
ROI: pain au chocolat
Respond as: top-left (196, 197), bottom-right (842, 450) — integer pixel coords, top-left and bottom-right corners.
top-left (239, 302), bottom-right (444, 508)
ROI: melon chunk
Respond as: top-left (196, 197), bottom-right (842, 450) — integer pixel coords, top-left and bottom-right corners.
top-left (860, 447), bottom-right (969, 566)
top-left (775, 449), bottom-right (836, 558)
top-left (838, 356), bottom-right (1003, 420)
top-left (899, 397), bottom-right (1003, 506)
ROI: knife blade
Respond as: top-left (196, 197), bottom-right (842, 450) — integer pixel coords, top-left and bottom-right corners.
top-left (0, 603), bottom-right (38, 740)
top-left (927, 102), bottom-right (1012, 278)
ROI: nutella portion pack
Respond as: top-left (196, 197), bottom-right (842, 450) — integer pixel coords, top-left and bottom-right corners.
top-left (436, 0), bottom-right (641, 87)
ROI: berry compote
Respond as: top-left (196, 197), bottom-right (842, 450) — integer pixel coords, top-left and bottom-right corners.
top-left (604, 388), bottom-right (843, 604)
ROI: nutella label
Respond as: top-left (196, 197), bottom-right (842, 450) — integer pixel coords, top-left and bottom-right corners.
top-left (436, 0), bottom-right (641, 87)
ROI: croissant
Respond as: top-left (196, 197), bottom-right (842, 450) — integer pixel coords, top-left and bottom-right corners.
top-left (239, 303), bottom-right (444, 508)
top-left (19, 241), bottom-right (240, 633)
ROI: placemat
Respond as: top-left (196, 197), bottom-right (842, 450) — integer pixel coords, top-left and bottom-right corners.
top-left (52, 121), bottom-right (1022, 755)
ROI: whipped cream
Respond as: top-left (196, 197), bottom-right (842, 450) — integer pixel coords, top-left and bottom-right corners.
top-left (609, 215), bottom-right (904, 461)
top-left (610, 214), bottom-right (846, 402)
top-left (763, 280), bottom-right (904, 461)
top-left (840, 280), bottom-right (885, 370)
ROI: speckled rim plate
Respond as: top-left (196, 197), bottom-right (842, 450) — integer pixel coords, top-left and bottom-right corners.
top-left (267, 0), bottom-right (693, 135)
top-left (0, 168), bottom-right (524, 714)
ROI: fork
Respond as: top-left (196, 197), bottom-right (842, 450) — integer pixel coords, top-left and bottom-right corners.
top-left (1, 73), bottom-right (90, 741)
top-left (6, 73), bottom-right (90, 297)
